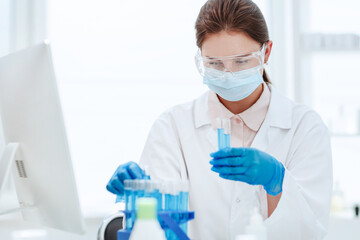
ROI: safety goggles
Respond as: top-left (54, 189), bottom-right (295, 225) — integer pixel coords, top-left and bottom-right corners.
top-left (195, 44), bottom-right (267, 79)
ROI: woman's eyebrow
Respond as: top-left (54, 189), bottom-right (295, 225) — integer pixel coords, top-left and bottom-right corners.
top-left (205, 53), bottom-right (252, 58)
top-left (205, 56), bottom-right (220, 60)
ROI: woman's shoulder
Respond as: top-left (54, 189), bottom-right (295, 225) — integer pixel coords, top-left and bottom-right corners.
top-left (154, 91), bottom-right (210, 125)
top-left (269, 85), bottom-right (327, 130)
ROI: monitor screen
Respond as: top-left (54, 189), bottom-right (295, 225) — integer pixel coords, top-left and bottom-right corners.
top-left (0, 42), bottom-right (86, 234)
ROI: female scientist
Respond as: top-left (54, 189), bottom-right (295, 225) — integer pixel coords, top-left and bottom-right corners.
top-left (106, 0), bottom-right (333, 239)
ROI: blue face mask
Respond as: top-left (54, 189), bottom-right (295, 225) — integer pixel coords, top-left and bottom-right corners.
top-left (203, 66), bottom-right (264, 102)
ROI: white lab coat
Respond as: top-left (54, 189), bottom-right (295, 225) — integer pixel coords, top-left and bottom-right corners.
top-left (139, 85), bottom-right (333, 240)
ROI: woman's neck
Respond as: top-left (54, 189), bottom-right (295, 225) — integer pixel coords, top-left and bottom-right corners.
top-left (218, 84), bottom-right (264, 115)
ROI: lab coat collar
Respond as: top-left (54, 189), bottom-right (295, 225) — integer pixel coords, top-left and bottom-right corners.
top-left (194, 90), bottom-right (212, 128)
top-left (265, 84), bottom-right (292, 130)
top-left (194, 84), bottom-right (293, 130)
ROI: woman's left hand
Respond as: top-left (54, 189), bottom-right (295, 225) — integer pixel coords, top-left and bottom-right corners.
top-left (210, 147), bottom-right (285, 196)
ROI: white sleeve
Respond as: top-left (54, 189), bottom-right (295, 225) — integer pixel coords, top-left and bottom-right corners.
top-left (138, 111), bottom-right (187, 181)
top-left (265, 111), bottom-right (333, 240)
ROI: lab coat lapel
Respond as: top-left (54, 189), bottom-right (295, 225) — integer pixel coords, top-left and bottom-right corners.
top-left (206, 127), bottom-right (218, 151)
top-left (193, 91), bottom-right (218, 151)
top-left (251, 122), bottom-right (270, 151)
top-left (251, 85), bottom-right (292, 152)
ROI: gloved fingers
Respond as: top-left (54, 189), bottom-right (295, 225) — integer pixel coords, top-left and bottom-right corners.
top-left (117, 168), bottom-right (132, 182)
top-left (239, 147), bottom-right (257, 155)
top-left (106, 177), bottom-right (124, 195)
top-left (106, 166), bottom-right (125, 194)
top-left (210, 156), bottom-right (246, 166)
top-left (127, 161), bottom-right (146, 179)
top-left (210, 147), bottom-right (246, 159)
top-left (106, 161), bottom-right (146, 196)
top-left (219, 173), bottom-right (252, 183)
top-left (111, 178), bottom-right (125, 195)
top-left (211, 166), bottom-right (248, 174)
top-left (106, 182), bottom-right (118, 195)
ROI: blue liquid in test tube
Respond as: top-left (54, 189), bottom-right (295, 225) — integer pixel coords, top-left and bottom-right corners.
top-left (129, 180), bottom-right (141, 230)
top-left (216, 118), bottom-right (225, 149)
top-left (124, 180), bottom-right (131, 211)
top-left (152, 180), bottom-right (163, 211)
top-left (179, 180), bottom-right (189, 234)
top-left (164, 181), bottom-right (179, 240)
top-left (124, 180), bottom-right (134, 230)
top-left (223, 118), bottom-right (231, 148)
top-left (217, 118), bottom-right (231, 149)
top-left (117, 180), bottom-right (133, 230)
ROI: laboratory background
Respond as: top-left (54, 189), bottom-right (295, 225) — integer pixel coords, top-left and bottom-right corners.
top-left (0, 0), bottom-right (359, 239)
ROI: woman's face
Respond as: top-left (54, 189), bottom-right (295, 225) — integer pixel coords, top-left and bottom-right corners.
top-left (201, 30), bottom-right (272, 72)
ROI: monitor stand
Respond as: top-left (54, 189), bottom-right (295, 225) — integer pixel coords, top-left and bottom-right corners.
top-left (0, 143), bottom-right (36, 215)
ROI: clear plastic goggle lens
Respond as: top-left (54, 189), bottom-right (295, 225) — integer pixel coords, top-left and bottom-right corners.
top-left (195, 44), bottom-right (266, 78)
top-left (204, 55), bottom-right (261, 72)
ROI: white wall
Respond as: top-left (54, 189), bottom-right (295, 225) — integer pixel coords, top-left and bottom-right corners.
top-left (0, 0), bottom-right (10, 152)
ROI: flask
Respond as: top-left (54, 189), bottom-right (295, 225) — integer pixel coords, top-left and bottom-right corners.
top-left (129, 198), bottom-right (166, 240)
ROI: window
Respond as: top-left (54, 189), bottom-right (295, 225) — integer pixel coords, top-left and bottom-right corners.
top-left (302, 0), bottom-right (360, 206)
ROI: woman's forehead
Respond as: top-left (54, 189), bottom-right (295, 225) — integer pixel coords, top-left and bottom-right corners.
top-left (201, 31), bottom-right (261, 57)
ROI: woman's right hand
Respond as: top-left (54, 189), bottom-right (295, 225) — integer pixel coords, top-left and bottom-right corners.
top-left (106, 161), bottom-right (147, 195)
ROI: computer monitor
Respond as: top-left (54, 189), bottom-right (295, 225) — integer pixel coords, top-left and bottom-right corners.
top-left (0, 41), bottom-right (86, 234)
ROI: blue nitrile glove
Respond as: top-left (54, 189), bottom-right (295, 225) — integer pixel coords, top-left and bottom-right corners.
top-left (210, 148), bottom-right (285, 196)
top-left (106, 161), bottom-right (149, 196)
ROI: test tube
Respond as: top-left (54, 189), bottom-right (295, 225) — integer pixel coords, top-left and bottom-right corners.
top-left (216, 117), bottom-right (225, 149)
top-left (152, 180), bottom-right (163, 211)
top-left (137, 180), bottom-right (146, 203)
top-left (144, 180), bottom-right (154, 198)
top-left (223, 118), bottom-right (231, 148)
top-left (124, 179), bottom-right (132, 211)
top-left (130, 180), bottom-right (143, 230)
top-left (179, 180), bottom-right (189, 234)
top-left (179, 180), bottom-right (189, 211)
top-left (125, 180), bottom-right (135, 230)
top-left (164, 181), bottom-right (179, 240)
top-left (131, 180), bottom-right (138, 213)
top-left (164, 181), bottom-right (178, 211)
top-left (158, 181), bottom-right (165, 211)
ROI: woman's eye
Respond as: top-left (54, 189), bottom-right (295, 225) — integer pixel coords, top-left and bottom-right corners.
top-left (236, 60), bottom-right (248, 64)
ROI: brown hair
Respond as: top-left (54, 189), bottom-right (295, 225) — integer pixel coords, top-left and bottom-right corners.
top-left (195, 0), bottom-right (271, 83)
